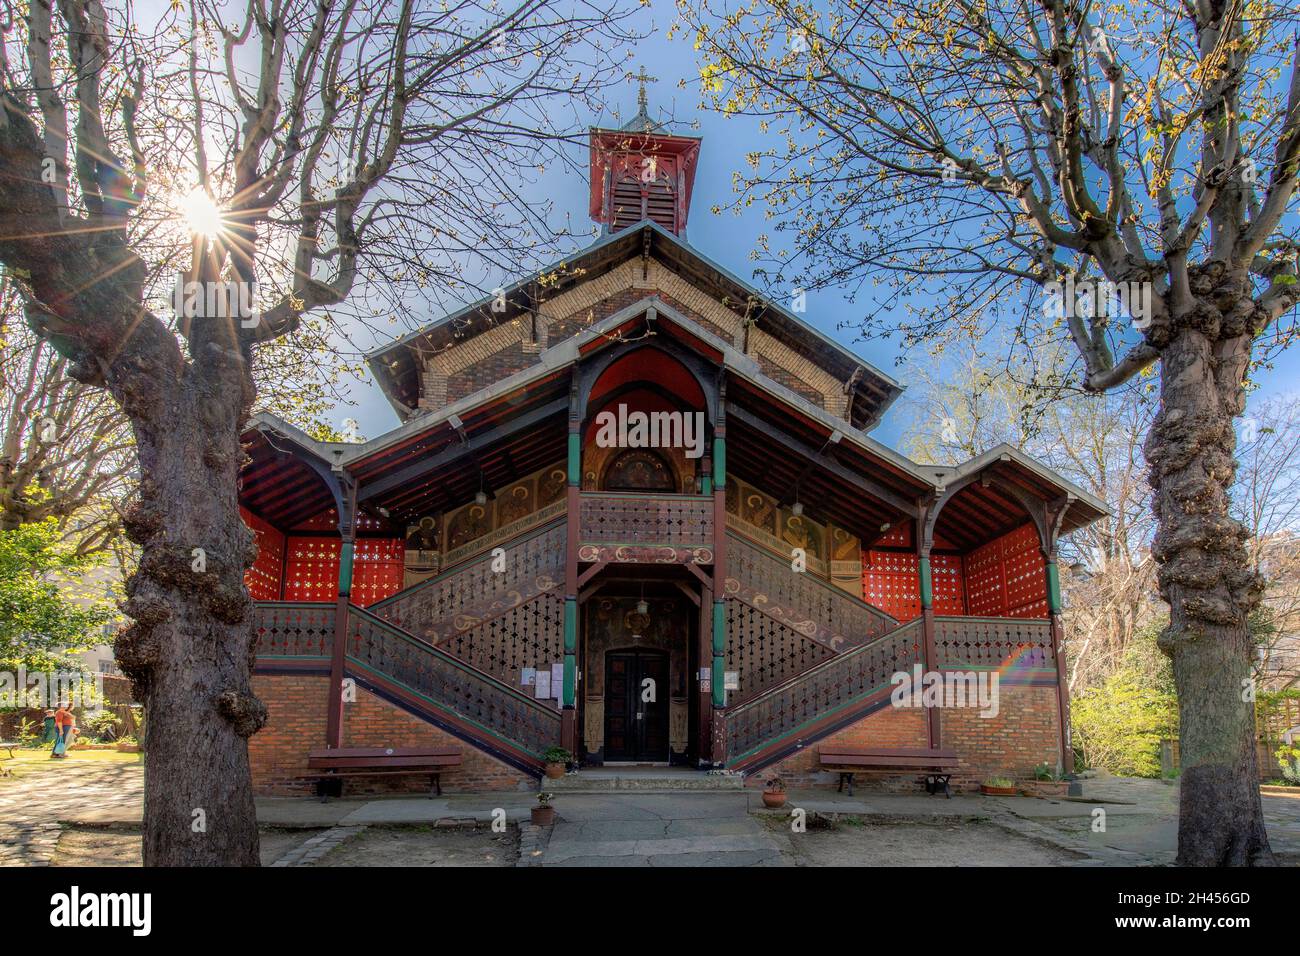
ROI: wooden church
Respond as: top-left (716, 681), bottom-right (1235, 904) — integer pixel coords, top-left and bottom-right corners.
top-left (239, 97), bottom-right (1107, 794)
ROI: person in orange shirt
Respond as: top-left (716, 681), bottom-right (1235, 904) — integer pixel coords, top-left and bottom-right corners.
top-left (51, 703), bottom-right (76, 758)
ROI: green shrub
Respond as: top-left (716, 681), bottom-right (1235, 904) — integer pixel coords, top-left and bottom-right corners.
top-left (1071, 623), bottom-right (1177, 778)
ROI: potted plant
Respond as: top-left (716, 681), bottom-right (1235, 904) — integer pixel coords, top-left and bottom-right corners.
top-left (980, 776), bottom-right (1017, 796)
top-left (531, 792), bottom-right (556, 826)
top-left (1024, 763), bottom-right (1069, 797)
top-left (542, 746), bottom-right (570, 779)
top-left (761, 776), bottom-right (788, 808)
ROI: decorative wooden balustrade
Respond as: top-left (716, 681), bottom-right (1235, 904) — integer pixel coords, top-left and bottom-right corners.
top-left (723, 618), bottom-right (924, 771)
top-left (577, 491), bottom-right (715, 563)
top-left (934, 615), bottom-right (1055, 674)
top-left (344, 604), bottom-right (561, 767)
top-left (252, 602), bottom-right (335, 667)
top-left (725, 531), bottom-right (894, 652)
top-left (372, 519), bottom-right (565, 641)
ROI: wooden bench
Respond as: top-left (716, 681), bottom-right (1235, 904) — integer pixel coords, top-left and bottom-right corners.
top-left (303, 746), bottom-right (462, 802)
top-left (819, 746), bottom-right (960, 798)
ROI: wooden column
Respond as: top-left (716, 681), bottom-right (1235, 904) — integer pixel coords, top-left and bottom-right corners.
top-left (561, 397), bottom-right (581, 755)
top-left (917, 502), bottom-right (939, 749)
top-left (1045, 549), bottom-right (1072, 775)
top-left (709, 381), bottom-right (728, 765)
top-left (326, 479), bottom-right (356, 749)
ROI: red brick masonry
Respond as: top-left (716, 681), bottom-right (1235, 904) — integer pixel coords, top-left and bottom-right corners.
top-left (251, 674), bottom-right (1060, 795)
top-left (748, 683), bottom-right (1063, 792)
top-left (248, 674), bottom-right (531, 795)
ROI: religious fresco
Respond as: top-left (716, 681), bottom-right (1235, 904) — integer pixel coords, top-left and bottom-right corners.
top-left (401, 460), bottom-right (568, 577)
top-left (583, 438), bottom-right (699, 493)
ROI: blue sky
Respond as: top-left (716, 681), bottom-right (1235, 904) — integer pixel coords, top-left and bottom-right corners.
top-left (335, 5), bottom-right (1298, 446)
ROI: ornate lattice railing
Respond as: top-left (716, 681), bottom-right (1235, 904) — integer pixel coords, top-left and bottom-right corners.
top-left (723, 618), bottom-right (924, 767)
top-left (578, 491), bottom-right (714, 547)
top-left (372, 519), bottom-right (565, 641)
top-left (252, 602), bottom-right (335, 662)
top-left (725, 600), bottom-right (835, 703)
top-left (345, 604), bottom-right (561, 758)
top-left (934, 616), bottom-right (1055, 672)
top-left (725, 531), bottom-right (894, 652)
top-left (442, 592), bottom-right (566, 687)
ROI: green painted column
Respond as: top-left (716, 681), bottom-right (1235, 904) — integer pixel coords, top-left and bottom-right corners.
top-left (567, 430), bottom-right (581, 485)
top-left (563, 597), bottom-right (577, 707)
top-left (338, 539), bottom-right (354, 597)
top-left (711, 599), bottom-right (726, 708)
top-left (918, 554), bottom-right (932, 610)
top-left (1046, 558), bottom-right (1062, 614)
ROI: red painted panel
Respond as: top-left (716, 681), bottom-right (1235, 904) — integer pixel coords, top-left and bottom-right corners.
top-left (241, 507), bottom-right (284, 601)
top-left (861, 550), bottom-right (920, 621)
top-left (930, 553), bottom-right (966, 615)
top-left (964, 523), bottom-right (1046, 618)
top-left (283, 536), bottom-right (341, 603)
top-left (352, 538), bottom-right (406, 607)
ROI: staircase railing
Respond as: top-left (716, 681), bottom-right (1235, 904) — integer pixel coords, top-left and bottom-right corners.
top-left (252, 601), bottom-right (336, 665)
top-left (726, 531), bottom-right (895, 652)
top-left (722, 618), bottom-right (924, 772)
top-left (344, 603), bottom-right (560, 769)
top-left (934, 615), bottom-right (1055, 671)
top-left (371, 518), bottom-right (565, 641)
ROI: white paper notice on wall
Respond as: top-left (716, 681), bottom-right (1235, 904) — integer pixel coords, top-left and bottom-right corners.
top-left (521, 667), bottom-right (536, 687)
top-left (534, 670), bottom-right (551, 699)
top-left (724, 671), bottom-right (740, 691)
top-left (551, 663), bottom-right (564, 700)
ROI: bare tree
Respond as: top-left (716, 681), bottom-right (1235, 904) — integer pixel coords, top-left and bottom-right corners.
top-left (682, 0), bottom-right (1300, 863)
top-left (899, 336), bottom-right (1159, 692)
top-left (1, 278), bottom-right (133, 552)
top-left (0, 0), bottom-right (638, 865)
top-left (1235, 395), bottom-right (1300, 689)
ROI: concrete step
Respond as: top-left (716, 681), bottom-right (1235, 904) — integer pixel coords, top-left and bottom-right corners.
top-left (543, 770), bottom-right (746, 792)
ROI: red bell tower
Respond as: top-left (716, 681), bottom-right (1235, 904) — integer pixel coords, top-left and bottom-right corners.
top-left (589, 69), bottom-right (702, 238)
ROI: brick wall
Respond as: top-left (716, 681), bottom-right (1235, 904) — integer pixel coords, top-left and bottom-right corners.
top-left (248, 674), bottom-right (532, 796)
top-left (748, 683), bottom-right (1062, 792)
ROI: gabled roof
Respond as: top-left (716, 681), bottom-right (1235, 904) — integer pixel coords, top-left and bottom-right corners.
top-left (246, 298), bottom-right (1108, 545)
top-left (365, 221), bottom-right (904, 430)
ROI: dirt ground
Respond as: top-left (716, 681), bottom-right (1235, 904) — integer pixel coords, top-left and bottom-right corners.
top-left (46, 828), bottom-right (323, 866)
top-left (769, 816), bottom-right (1084, 866)
top-left (315, 826), bottom-right (518, 866)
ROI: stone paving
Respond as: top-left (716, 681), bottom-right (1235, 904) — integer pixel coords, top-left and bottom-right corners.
top-left (3, 757), bottom-right (1298, 866)
top-left (538, 793), bottom-right (789, 866)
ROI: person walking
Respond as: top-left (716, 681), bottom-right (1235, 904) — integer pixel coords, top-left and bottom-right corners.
top-left (51, 703), bottom-right (75, 758)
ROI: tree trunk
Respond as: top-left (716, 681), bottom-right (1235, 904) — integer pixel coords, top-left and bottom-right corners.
top-left (113, 346), bottom-right (266, 866)
top-left (1146, 309), bottom-right (1273, 865)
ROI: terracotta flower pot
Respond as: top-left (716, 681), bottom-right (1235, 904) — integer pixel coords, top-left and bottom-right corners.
top-left (980, 784), bottom-right (1017, 796)
top-left (544, 762), bottom-right (565, 779)
top-left (531, 805), bottom-right (556, 826)
top-left (762, 790), bottom-right (788, 808)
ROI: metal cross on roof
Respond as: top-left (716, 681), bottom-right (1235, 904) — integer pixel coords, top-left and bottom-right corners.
top-left (634, 66), bottom-right (657, 111)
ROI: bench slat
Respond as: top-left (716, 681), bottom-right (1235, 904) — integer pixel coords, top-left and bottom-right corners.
top-left (307, 747), bottom-right (461, 759)
top-left (819, 747), bottom-right (957, 759)
top-left (308, 755), bottom-right (461, 770)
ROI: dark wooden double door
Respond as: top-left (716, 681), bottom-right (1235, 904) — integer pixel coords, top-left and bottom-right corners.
top-left (604, 650), bottom-right (670, 762)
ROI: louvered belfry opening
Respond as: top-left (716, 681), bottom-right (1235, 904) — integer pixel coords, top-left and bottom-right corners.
top-left (589, 126), bottom-right (702, 238)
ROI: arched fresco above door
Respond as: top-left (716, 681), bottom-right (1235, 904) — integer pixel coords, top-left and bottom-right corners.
top-left (600, 448), bottom-right (677, 492)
